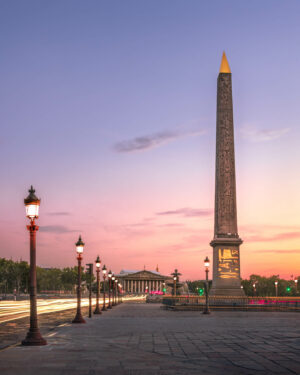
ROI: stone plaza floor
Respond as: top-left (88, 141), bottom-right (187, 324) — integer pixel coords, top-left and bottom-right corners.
top-left (0, 303), bottom-right (299, 375)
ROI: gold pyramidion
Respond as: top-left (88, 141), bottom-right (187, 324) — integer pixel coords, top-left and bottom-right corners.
top-left (219, 51), bottom-right (231, 73)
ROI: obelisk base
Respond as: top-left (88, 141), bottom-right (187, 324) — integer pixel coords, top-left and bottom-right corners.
top-left (209, 237), bottom-right (245, 297)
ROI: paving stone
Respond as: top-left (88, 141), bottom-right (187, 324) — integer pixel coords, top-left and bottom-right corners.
top-left (0, 304), bottom-right (299, 374)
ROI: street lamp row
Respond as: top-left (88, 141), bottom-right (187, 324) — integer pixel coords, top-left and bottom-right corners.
top-left (22, 186), bottom-right (122, 347)
top-left (72, 236), bottom-right (122, 324)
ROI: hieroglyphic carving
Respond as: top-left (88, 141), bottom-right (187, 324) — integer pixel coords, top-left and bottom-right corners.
top-left (214, 73), bottom-right (238, 236)
top-left (218, 248), bottom-right (239, 279)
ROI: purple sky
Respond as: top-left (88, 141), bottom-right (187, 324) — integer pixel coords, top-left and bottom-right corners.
top-left (1, 1), bottom-right (300, 279)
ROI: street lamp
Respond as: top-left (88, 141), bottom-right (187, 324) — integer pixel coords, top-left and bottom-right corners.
top-left (173, 276), bottom-right (177, 296)
top-left (115, 279), bottom-right (119, 305)
top-left (118, 283), bottom-right (122, 303)
top-left (94, 256), bottom-right (102, 314)
top-left (102, 265), bottom-right (107, 311)
top-left (112, 275), bottom-right (116, 306)
top-left (275, 281), bottom-right (278, 297)
top-left (253, 282), bottom-right (257, 297)
top-left (22, 186), bottom-right (47, 346)
top-left (108, 270), bottom-right (112, 309)
top-left (72, 235), bottom-right (86, 323)
top-left (295, 279), bottom-right (298, 292)
top-left (203, 256), bottom-right (210, 315)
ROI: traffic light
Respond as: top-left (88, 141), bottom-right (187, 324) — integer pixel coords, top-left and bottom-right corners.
top-left (198, 288), bottom-right (204, 296)
top-left (286, 286), bottom-right (291, 292)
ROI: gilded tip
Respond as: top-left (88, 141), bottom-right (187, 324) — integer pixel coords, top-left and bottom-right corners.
top-left (219, 51), bottom-right (231, 73)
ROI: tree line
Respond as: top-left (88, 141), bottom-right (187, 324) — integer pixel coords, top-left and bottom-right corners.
top-left (187, 273), bottom-right (300, 297)
top-left (0, 258), bottom-right (96, 294)
top-left (1, 257), bottom-right (299, 296)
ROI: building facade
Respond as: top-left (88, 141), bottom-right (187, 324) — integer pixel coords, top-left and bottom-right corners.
top-left (116, 269), bottom-right (172, 293)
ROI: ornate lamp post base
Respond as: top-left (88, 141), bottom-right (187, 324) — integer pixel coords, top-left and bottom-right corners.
top-left (203, 309), bottom-right (210, 315)
top-left (72, 313), bottom-right (86, 324)
top-left (22, 331), bottom-right (47, 346)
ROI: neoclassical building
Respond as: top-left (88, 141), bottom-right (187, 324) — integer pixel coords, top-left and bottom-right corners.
top-left (116, 269), bottom-right (172, 293)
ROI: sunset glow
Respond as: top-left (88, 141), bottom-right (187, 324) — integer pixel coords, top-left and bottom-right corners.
top-left (1, 1), bottom-right (299, 280)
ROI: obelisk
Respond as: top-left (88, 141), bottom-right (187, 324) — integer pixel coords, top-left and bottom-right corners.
top-left (209, 52), bottom-right (244, 296)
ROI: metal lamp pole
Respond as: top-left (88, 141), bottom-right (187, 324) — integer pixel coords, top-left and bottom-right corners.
top-left (87, 263), bottom-right (93, 318)
top-left (275, 281), bottom-right (278, 297)
top-left (108, 270), bottom-right (112, 309)
top-left (22, 186), bottom-right (47, 346)
top-left (72, 236), bottom-right (86, 323)
top-left (173, 276), bottom-right (177, 296)
top-left (94, 256), bottom-right (102, 314)
top-left (112, 276), bottom-right (116, 306)
top-left (102, 265), bottom-right (107, 311)
top-left (203, 256), bottom-right (210, 315)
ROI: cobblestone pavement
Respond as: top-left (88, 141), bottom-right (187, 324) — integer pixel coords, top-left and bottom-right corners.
top-left (0, 303), bottom-right (299, 374)
top-left (0, 306), bottom-right (90, 350)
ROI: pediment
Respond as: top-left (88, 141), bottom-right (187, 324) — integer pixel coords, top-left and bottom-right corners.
top-left (124, 270), bottom-right (166, 279)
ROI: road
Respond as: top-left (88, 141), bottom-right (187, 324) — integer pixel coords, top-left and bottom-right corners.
top-left (0, 296), bottom-right (144, 323)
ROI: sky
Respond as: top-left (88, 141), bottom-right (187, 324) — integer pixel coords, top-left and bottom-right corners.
top-left (1, 0), bottom-right (300, 280)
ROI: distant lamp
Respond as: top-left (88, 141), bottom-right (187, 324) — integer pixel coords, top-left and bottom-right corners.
top-left (203, 256), bottom-right (210, 315)
top-left (95, 256), bottom-right (101, 268)
top-left (76, 236), bottom-right (84, 254)
top-left (24, 186), bottom-right (40, 220)
top-left (204, 256), bottom-right (210, 268)
top-left (108, 270), bottom-right (112, 309)
top-left (102, 265), bottom-right (107, 311)
top-left (94, 255), bottom-right (102, 314)
top-left (173, 276), bottom-right (177, 281)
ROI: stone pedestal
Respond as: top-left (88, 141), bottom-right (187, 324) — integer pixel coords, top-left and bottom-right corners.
top-left (210, 237), bottom-right (244, 296)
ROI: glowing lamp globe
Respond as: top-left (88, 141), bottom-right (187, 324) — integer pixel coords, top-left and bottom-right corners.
top-left (108, 270), bottom-right (112, 278)
top-left (24, 186), bottom-right (40, 220)
top-left (204, 256), bottom-right (210, 268)
top-left (75, 235), bottom-right (84, 254)
top-left (95, 256), bottom-right (101, 268)
top-left (275, 281), bottom-right (278, 286)
top-left (112, 275), bottom-right (115, 281)
top-left (173, 276), bottom-right (177, 281)
top-left (102, 265), bottom-right (107, 275)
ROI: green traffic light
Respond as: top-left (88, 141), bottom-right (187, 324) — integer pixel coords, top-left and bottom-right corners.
top-left (286, 287), bottom-right (291, 292)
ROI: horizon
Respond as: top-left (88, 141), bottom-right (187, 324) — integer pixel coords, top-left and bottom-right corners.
top-left (1, 1), bottom-right (300, 280)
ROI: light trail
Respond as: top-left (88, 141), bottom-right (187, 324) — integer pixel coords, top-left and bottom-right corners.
top-left (0, 296), bottom-right (144, 324)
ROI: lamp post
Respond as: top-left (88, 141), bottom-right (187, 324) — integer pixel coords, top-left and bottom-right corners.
top-left (112, 275), bottom-right (116, 306)
top-left (86, 263), bottom-right (93, 318)
top-left (102, 265), bottom-right (107, 311)
top-left (295, 279), bottom-right (298, 292)
top-left (115, 279), bottom-right (119, 305)
top-left (253, 282), bottom-right (257, 297)
top-left (94, 256), bottom-right (102, 314)
top-left (203, 256), bottom-right (210, 315)
top-left (118, 283), bottom-right (122, 303)
top-left (22, 186), bottom-right (47, 346)
top-left (275, 281), bottom-right (278, 297)
top-left (173, 276), bottom-right (177, 296)
top-left (72, 236), bottom-right (86, 323)
top-left (108, 270), bottom-right (112, 309)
